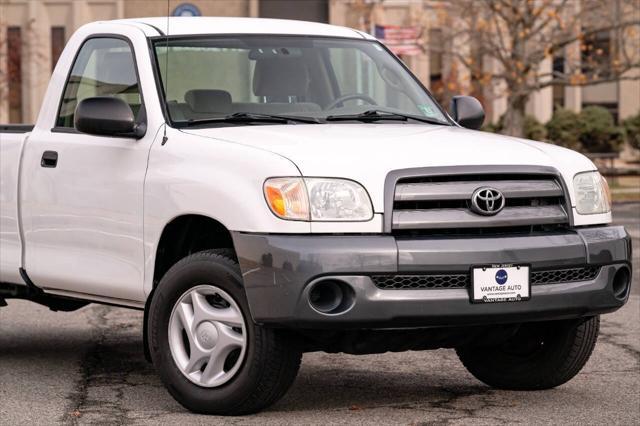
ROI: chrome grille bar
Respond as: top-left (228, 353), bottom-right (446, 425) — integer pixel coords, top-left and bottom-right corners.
top-left (392, 205), bottom-right (568, 230)
top-left (395, 180), bottom-right (562, 202)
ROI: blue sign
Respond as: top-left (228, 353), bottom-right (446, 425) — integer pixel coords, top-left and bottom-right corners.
top-left (172, 3), bottom-right (201, 17)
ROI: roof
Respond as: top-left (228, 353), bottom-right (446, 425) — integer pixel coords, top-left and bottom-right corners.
top-left (110, 17), bottom-right (374, 39)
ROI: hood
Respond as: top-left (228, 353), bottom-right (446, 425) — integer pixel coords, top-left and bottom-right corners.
top-left (183, 124), bottom-right (595, 211)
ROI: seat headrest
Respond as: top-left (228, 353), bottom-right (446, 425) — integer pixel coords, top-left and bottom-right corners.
top-left (253, 58), bottom-right (309, 97)
top-left (184, 89), bottom-right (232, 114)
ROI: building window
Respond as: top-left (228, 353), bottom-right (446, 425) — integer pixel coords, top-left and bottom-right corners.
top-left (259, 0), bottom-right (328, 23)
top-left (7, 27), bottom-right (23, 123)
top-left (51, 27), bottom-right (66, 72)
top-left (552, 53), bottom-right (565, 111)
top-left (582, 30), bottom-right (612, 79)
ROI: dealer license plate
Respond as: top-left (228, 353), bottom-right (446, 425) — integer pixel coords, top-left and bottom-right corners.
top-left (471, 265), bottom-right (530, 303)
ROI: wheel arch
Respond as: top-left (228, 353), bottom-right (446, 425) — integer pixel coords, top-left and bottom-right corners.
top-left (143, 213), bottom-right (237, 363)
top-left (152, 214), bottom-right (236, 289)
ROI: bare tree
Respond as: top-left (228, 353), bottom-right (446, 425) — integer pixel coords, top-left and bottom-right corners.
top-left (433, 0), bottom-right (640, 137)
top-left (0, 3), bottom-right (8, 124)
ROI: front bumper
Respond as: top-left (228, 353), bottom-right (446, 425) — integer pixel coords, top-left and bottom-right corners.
top-left (231, 226), bottom-right (632, 328)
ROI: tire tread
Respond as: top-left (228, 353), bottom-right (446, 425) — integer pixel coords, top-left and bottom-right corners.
top-left (149, 249), bottom-right (301, 415)
top-left (457, 316), bottom-right (600, 390)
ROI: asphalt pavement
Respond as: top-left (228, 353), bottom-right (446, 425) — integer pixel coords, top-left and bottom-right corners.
top-left (1, 203), bottom-right (638, 425)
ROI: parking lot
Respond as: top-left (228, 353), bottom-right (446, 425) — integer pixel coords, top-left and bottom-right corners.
top-left (1, 203), bottom-right (638, 425)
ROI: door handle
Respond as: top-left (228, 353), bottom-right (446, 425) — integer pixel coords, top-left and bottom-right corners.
top-left (41, 151), bottom-right (58, 168)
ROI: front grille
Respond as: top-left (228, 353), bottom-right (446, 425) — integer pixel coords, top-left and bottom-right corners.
top-left (392, 224), bottom-right (570, 237)
top-left (530, 266), bottom-right (600, 285)
top-left (372, 274), bottom-right (469, 290)
top-left (391, 173), bottom-right (569, 234)
top-left (372, 266), bottom-right (601, 290)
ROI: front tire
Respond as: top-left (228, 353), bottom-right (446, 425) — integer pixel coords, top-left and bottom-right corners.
top-left (148, 249), bottom-right (302, 415)
top-left (457, 316), bottom-right (600, 390)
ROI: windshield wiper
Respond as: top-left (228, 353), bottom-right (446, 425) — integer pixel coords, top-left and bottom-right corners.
top-left (183, 112), bottom-right (321, 126)
top-left (325, 109), bottom-right (448, 125)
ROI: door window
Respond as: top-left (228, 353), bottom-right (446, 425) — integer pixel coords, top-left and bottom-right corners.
top-left (56, 38), bottom-right (141, 128)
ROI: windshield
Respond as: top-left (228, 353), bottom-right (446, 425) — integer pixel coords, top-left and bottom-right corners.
top-left (153, 36), bottom-right (449, 126)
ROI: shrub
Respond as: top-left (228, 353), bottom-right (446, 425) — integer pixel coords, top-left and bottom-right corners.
top-left (481, 114), bottom-right (545, 140)
top-left (622, 113), bottom-right (640, 150)
top-left (523, 115), bottom-right (547, 141)
top-left (577, 106), bottom-right (625, 153)
top-left (546, 108), bottom-right (582, 150)
top-left (481, 114), bottom-right (504, 134)
top-left (481, 122), bottom-right (501, 133)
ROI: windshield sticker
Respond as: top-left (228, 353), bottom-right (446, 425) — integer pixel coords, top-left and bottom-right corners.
top-left (418, 104), bottom-right (437, 117)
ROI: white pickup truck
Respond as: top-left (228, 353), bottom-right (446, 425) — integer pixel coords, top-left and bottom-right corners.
top-left (0, 17), bottom-right (632, 415)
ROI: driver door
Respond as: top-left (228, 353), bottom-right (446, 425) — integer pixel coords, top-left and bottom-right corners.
top-left (20, 36), bottom-right (151, 302)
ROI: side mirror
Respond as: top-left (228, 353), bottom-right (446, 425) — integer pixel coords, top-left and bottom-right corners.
top-left (74, 97), bottom-right (145, 138)
top-left (450, 96), bottom-right (485, 130)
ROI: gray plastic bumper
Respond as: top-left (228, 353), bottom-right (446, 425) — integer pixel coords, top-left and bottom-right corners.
top-left (231, 226), bottom-right (632, 327)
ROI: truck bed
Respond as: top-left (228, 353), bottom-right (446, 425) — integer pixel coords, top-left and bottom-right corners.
top-left (1, 124), bottom-right (34, 133)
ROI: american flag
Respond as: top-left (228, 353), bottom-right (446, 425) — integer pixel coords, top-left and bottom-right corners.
top-left (374, 25), bottom-right (422, 56)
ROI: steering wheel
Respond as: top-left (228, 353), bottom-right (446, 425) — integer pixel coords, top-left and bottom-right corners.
top-left (325, 93), bottom-right (378, 110)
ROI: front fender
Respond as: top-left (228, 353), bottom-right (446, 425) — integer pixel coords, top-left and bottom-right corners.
top-left (143, 129), bottom-right (309, 295)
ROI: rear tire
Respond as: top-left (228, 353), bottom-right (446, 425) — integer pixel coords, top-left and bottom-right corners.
top-left (457, 316), bottom-right (600, 390)
top-left (148, 249), bottom-right (302, 415)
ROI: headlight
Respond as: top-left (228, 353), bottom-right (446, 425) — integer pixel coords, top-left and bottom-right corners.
top-left (573, 171), bottom-right (611, 215)
top-left (305, 178), bottom-right (374, 221)
top-left (264, 177), bottom-right (373, 221)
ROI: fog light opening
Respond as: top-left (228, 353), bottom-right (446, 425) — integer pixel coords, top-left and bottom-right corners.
top-left (612, 267), bottom-right (631, 300)
top-left (308, 280), bottom-right (355, 315)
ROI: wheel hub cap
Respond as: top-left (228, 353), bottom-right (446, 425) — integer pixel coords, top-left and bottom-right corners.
top-left (168, 285), bottom-right (247, 388)
top-left (196, 322), bottom-right (219, 350)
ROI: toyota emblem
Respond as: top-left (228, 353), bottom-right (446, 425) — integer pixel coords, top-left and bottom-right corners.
top-left (471, 187), bottom-right (505, 215)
